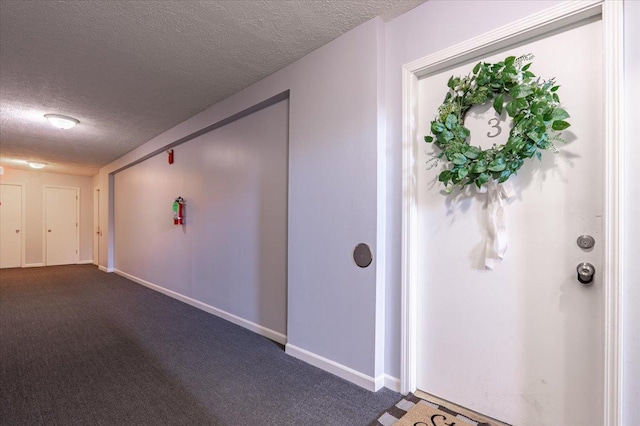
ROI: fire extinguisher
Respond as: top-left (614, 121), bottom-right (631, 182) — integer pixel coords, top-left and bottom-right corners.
top-left (173, 197), bottom-right (185, 225)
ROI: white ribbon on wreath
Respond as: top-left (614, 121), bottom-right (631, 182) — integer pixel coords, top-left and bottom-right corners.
top-left (476, 180), bottom-right (515, 270)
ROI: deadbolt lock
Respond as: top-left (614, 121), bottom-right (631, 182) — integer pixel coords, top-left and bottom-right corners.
top-left (577, 235), bottom-right (595, 250)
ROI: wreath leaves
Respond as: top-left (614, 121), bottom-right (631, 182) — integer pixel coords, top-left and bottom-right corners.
top-left (425, 54), bottom-right (571, 190)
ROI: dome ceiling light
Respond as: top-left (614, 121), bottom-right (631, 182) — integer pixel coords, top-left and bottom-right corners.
top-left (28, 161), bottom-right (46, 169)
top-left (44, 114), bottom-right (79, 129)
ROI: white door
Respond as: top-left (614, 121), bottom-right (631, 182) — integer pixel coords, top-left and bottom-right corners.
top-left (45, 186), bottom-right (79, 266)
top-left (416, 19), bottom-right (603, 426)
top-left (93, 187), bottom-right (100, 265)
top-left (0, 184), bottom-right (23, 268)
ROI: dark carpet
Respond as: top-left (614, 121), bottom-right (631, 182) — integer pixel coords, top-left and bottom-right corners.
top-left (0, 265), bottom-right (400, 425)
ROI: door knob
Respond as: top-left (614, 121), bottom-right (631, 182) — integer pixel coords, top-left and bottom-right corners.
top-left (15, 229), bottom-right (20, 233)
top-left (577, 262), bottom-right (595, 284)
top-left (48, 229), bottom-right (52, 232)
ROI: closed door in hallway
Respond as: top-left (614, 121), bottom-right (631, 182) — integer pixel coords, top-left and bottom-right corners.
top-left (415, 18), bottom-right (604, 426)
top-left (93, 187), bottom-right (100, 265)
top-left (0, 184), bottom-right (23, 268)
top-left (45, 186), bottom-right (79, 266)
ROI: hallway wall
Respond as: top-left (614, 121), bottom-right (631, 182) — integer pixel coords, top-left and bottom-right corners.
top-left (97, 17), bottom-right (386, 387)
top-left (113, 100), bottom-right (289, 338)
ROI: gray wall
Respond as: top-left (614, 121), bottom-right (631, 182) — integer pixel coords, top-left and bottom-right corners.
top-left (0, 167), bottom-right (93, 265)
top-left (113, 100), bottom-right (288, 336)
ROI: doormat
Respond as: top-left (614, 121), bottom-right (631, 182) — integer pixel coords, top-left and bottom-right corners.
top-left (372, 393), bottom-right (491, 426)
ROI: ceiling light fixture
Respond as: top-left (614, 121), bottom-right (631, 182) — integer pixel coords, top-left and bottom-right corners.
top-left (44, 114), bottom-right (79, 129)
top-left (28, 162), bottom-right (46, 169)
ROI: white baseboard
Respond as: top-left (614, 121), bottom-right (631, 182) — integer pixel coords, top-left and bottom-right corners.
top-left (25, 261), bottom-right (100, 267)
top-left (114, 269), bottom-right (287, 345)
top-left (98, 265), bottom-right (114, 273)
top-left (285, 343), bottom-right (381, 391)
top-left (383, 374), bottom-right (401, 392)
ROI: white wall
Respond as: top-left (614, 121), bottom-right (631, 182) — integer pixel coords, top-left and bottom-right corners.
top-left (97, 17), bottom-right (386, 385)
top-left (113, 100), bottom-right (288, 338)
top-left (623, 0), bottom-right (640, 423)
top-left (0, 167), bottom-right (93, 265)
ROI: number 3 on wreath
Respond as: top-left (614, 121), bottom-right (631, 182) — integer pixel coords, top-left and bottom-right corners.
top-left (486, 117), bottom-right (502, 138)
top-left (423, 54), bottom-right (571, 190)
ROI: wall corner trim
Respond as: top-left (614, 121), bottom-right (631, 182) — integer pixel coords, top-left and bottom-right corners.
top-left (113, 269), bottom-right (287, 345)
top-left (98, 265), bottom-right (114, 273)
top-left (285, 343), bottom-right (382, 392)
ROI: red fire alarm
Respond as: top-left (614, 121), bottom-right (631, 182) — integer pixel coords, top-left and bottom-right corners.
top-left (168, 149), bottom-right (174, 164)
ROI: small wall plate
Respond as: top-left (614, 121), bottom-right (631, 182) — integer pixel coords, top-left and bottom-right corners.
top-left (353, 243), bottom-right (372, 268)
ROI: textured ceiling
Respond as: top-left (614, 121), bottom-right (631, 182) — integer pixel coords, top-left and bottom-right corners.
top-left (0, 0), bottom-right (425, 176)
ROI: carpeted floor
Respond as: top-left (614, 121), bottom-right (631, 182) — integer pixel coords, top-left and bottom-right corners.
top-left (0, 265), bottom-right (400, 425)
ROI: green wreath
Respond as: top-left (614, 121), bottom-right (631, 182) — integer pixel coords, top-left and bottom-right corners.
top-left (424, 54), bottom-right (571, 190)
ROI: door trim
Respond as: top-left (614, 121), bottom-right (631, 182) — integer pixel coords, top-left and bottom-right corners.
top-left (399, 1), bottom-right (624, 425)
top-left (43, 185), bottom-right (80, 265)
top-left (0, 182), bottom-right (26, 268)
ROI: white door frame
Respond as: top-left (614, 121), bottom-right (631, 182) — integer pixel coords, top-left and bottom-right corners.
top-left (0, 182), bottom-right (26, 267)
top-left (43, 185), bottom-right (80, 265)
top-left (400, 1), bottom-right (624, 425)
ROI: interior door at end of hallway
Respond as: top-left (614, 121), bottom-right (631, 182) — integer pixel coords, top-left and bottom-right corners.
top-left (0, 184), bottom-right (23, 268)
top-left (46, 187), bottom-right (79, 266)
